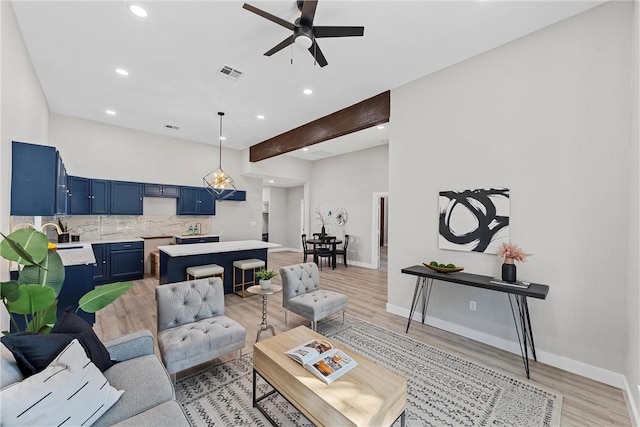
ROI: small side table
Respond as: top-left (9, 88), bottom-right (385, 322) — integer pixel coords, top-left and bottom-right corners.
top-left (246, 285), bottom-right (282, 342)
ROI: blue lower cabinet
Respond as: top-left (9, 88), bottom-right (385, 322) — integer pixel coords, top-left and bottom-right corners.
top-left (109, 241), bottom-right (144, 281)
top-left (92, 244), bottom-right (109, 283)
top-left (9, 264), bottom-right (95, 329)
top-left (59, 264), bottom-right (95, 325)
top-left (92, 242), bottom-right (143, 285)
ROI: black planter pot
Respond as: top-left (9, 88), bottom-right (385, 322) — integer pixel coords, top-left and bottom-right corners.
top-left (58, 233), bottom-right (70, 243)
top-left (502, 262), bottom-right (517, 283)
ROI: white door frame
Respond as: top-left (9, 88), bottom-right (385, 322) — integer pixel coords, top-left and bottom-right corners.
top-left (371, 192), bottom-right (388, 268)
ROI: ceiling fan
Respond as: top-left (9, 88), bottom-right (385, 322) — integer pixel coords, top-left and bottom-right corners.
top-left (242, 0), bottom-right (364, 67)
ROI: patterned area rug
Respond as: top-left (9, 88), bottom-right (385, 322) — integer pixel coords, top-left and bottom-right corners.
top-left (175, 316), bottom-right (563, 426)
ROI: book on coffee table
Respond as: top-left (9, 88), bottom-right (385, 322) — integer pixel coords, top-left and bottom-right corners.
top-left (285, 339), bottom-right (358, 384)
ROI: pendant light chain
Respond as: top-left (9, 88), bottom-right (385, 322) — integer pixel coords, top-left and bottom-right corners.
top-left (202, 111), bottom-right (237, 200)
top-left (218, 112), bottom-right (224, 168)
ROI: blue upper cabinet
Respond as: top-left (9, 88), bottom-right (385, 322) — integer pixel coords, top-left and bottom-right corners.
top-left (178, 186), bottom-right (215, 215)
top-left (144, 183), bottom-right (180, 198)
top-left (11, 141), bottom-right (57, 216)
top-left (68, 177), bottom-right (110, 215)
top-left (110, 181), bottom-right (143, 215)
top-left (90, 179), bottom-right (110, 214)
top-left (215, 190), bottom-right (246, 201)
top-left (55, 151), bottom-right (68, 215)
top-left (68, 176), bottom-right (90, 214)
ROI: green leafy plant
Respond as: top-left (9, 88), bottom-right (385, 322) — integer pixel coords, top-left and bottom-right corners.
top-left (255, 269), bottom-right (277, 280)
top-left (0, 229), bottom-right (132, 334)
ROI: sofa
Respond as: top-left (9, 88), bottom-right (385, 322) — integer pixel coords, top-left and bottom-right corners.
top-left (1, 329), bottom-right (190, 426)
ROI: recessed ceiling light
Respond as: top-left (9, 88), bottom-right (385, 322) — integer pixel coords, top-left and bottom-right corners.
top-left (268, 180), bottom-right (275, 184)
top-left (302, 148), bottom-right (309, 151)
top-left (219, 136), bottom-right (226, 141)
top-left (377, 125), bottom-right (385, 130)
top-left (303, 89), bottom-right (313, 95)
top-left (115, 68), bottom-right (129, 76)
top-left (105, 110), bottom-right (116, 115)
top-left (129, 4), bottom-right (148, 17)
top-left (257, 115), bottom-right (265, 120)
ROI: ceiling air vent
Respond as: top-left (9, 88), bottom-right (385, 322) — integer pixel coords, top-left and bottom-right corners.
top-left (218, 65), bottom-right (243, 81)
top-left (165, 124), bottom-right (180, 130)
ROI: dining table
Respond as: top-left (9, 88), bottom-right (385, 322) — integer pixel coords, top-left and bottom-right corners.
top-left (306, 236), bottom-right (343, 270)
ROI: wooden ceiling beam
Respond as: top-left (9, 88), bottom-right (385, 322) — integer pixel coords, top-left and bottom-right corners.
top-left (249, 90), bottom-right (390, 162)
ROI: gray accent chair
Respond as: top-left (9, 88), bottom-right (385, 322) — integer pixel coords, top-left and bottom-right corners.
top-left (156, 277), bottom-right (246, 376)
top-left (280, 263), bottom-right (348, 331)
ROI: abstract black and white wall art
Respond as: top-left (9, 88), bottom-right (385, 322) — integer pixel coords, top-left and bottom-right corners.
top-left (438, 188), bottom-right (510, 254)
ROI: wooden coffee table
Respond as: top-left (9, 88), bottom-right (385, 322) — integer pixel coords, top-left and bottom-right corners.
top-left (253, 326), bottom-right (407, 427)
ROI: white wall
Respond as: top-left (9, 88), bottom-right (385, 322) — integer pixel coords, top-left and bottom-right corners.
top-left (1, 1), bottom-right (51, 330)
top-left (265, 186), bottom-right (288, 247)
top-left (625, 0), bottom-right (640, 422)
top-left (48, 114), bottom-right (263, 241)
top-left (285, 186), bottom-right (304, 249)
top-left (389, 1), bottom-right (633, 386)
top-left (310, 144), bottom-right (389, 266)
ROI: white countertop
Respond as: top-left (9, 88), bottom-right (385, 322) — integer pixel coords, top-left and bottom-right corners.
top-left (51, 242), bottom-right (97, 267)
top-left (158, 240), bottom-right (280, 257)
top-left (174, 234), bottom-right (220, 239)
top-left (52, 238), bottom-right (143, 266)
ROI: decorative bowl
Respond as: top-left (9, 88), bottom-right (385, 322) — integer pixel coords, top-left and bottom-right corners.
top-left (423, 263), bottom-right (464, 273)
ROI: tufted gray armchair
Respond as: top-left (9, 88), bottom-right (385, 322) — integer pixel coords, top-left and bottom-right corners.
top-left (280, 263), bottom-right (348, 331)
top-left (155, 278), bottom-right (246, 377)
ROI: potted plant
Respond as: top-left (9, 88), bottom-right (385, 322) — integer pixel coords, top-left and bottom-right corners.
top-left (0, 228), bottom-right (132, 334)
top-left (496, 242), bottom-right (530, 283)
top-left (255, 269), bottom-right (277, 289)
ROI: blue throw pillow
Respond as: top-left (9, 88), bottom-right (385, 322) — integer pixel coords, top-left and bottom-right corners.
top-left (1, 332), bottom-right (74, 377)
top-left (51, 310), bottom-right (114, 372)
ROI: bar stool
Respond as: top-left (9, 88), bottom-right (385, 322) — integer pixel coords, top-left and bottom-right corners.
top-left (233, 258), bottom-right (265, 297)
top-left (186, 264), bottom-right (224, 282)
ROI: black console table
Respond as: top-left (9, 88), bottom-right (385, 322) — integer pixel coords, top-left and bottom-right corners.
top-left (401, 265), bottom-right (549, 379)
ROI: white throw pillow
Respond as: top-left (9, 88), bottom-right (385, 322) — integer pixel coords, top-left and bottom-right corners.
top-left (1, 339), bottom-right (123, 426)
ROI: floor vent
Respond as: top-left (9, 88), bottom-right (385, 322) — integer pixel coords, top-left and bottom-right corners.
top-left (165, 124), bottom-right (180, 130)
top-left (218, 65), bottom-right (243, 81)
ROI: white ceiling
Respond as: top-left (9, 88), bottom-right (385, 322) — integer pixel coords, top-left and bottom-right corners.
top-left (12, 0), bottom-right (603, 162)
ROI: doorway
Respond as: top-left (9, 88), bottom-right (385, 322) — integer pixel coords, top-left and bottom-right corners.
top-left (371, 192), bottom-right (389, 269)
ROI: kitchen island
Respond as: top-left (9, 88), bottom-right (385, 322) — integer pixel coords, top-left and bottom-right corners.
top-left (158, 240), bottom-right (280, 294)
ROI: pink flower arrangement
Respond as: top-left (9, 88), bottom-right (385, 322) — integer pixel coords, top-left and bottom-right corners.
top-left (497, 243), bottom-right (530, 262)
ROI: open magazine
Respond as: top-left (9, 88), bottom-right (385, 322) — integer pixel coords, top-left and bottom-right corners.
top-left (285, 339), bottom-right (358, 384)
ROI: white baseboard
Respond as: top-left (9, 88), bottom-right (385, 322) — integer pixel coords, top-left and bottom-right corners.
top-left (269, 247), bottom-right (297, 253)
top-left (623, 379), bottom-right (640, 427)
top-left (386, 303), bottom-right (629, 390)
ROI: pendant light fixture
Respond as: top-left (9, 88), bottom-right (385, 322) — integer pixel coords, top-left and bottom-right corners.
top-left (203, 112), bottom-right (237, 200)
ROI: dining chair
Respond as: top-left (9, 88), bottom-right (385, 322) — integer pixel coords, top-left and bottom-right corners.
top-left (301, 234), bottom-right (315, 263)
top-left (316, 236), bottom-right (336, 270)
top-left (334, 234), bottom-right (349, 267)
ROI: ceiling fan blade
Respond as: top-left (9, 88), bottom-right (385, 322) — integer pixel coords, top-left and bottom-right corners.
top-left (308, 40), bottom-right (328, 67)
top-left (313, 26), bottom-right (365, 38)
top-left (300, 0), bottom-right (318, 27)
top-left (243, 3), bottom-right (295, 31)
top-left (264, 36), bottom-right (294, 56)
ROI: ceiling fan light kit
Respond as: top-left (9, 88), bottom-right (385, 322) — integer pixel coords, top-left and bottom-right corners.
top-left (203, 112), bottom-right (237, 200)
top-left (243, 0), bottom-right (364, 67)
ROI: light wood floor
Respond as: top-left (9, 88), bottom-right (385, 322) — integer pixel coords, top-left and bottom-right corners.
top-left (95, 250), bottom-right (631, 426)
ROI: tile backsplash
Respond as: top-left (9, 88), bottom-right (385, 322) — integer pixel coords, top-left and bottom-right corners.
top-left (11, 215), bottom-right (212, 242)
